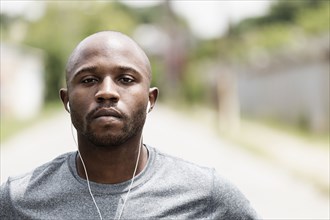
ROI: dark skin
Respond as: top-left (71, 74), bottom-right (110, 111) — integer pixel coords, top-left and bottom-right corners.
top-left (60, 31), bottom-right (158, 184)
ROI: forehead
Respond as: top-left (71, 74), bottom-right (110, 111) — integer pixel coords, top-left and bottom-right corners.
top-left (67, 33), bottom-right (151, 80)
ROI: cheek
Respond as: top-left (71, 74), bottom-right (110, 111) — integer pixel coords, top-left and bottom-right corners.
top-left (69, 91), bottom-right (93, 120)
top-left (70, 106), bottom-right (85, 132)
top-left (119, 90), bottom-right (148, 112)
top-left (69, 88), bottom-right (93, 107)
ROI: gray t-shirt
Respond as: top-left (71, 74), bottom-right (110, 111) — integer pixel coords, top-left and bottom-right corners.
top-left (1, 146), bottom-right (259, 219)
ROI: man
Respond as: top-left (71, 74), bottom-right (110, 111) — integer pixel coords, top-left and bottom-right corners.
top-left (0, 31), bottom-right (259, 219)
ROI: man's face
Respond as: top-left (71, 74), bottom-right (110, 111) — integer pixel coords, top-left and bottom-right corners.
top-left (63, 35), bottom-right (153, 147)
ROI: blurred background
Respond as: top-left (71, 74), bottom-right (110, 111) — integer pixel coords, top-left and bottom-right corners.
top-left (1, 0), bottom-right (329, 219)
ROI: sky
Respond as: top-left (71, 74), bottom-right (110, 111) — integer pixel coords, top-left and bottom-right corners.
top-left (121, 0), bottom-right (273, 39)
top-left (1, 0), bottom-right (273, 39)
top-left (0, 0), bottom-right (46, 21)
top-left (170, 1), bottom-right (273, 39)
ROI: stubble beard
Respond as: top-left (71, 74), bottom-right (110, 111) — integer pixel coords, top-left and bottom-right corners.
top-left (71, 106), bottom-right (146, 147)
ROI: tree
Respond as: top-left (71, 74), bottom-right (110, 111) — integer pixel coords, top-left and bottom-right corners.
top-left (23, 1), bottom-right (137, 102)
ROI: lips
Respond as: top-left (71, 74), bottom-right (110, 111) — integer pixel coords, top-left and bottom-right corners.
top-left (92, 108), bottom-right (123, 119)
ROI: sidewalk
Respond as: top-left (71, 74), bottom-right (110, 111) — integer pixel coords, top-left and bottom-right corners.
top-left (180, 105), bottom-right (329, 196)
top-left (237, 119), bottom-right (329, 196)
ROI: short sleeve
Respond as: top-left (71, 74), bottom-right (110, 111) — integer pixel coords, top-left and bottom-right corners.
top-left (210, 169), bottom-right (260, 219)
top-left (0, 179), bottom-right (17, 219)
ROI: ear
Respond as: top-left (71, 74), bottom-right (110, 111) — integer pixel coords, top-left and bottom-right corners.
top-left (59, 88), bottom-right (70, 113)
top-left (148, 87), bottom-right (159, 112)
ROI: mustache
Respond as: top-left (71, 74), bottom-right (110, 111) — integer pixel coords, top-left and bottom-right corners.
top-left (86, 105), bottom-right (126, 121)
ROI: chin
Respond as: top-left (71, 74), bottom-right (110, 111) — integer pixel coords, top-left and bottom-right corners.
top-left (88, 135), bottom-right (127, 147)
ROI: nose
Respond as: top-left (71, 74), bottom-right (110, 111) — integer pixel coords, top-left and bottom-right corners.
top-left (95, 77), bottom-right (119, 103)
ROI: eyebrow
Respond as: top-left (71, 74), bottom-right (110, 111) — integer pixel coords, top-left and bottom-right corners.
top-left (72, 65), bottom-right (143, 80)
top-left (117, 65), bottom-right (151, 80)
top-left (72, 66), bottom-right (98, 79)
top-left (116, 66), bottom-right (141, 76)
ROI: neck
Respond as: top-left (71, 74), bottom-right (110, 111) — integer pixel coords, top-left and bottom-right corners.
top-left (76, 135), bottom-right (148, 184)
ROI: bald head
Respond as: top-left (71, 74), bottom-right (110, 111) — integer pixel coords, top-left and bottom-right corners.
top-left (65, 31), bottom-right (152, 85)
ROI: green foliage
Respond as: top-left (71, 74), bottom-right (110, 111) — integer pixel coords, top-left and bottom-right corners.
top-left (267, 0), bottom-right (307, 23)
top-left (193, 39), bottom-right (219, 60)
top-left (149, 57), bottom-right (166, 100)
top-left (247, 24), bottom-right (294, 50)
top-left (44, 53), bottom-right (63, 100)
top-left (23, 1), bottom-right (138, 102)
top-left (223, 0), bottom-right (329, 62)
top-left (0, 14), bottom-right (12, 37)
top-left (232, 0), bottom-right (327, 35)
top-left (181, 62), bottom-right (209, 105)
top-left (296, 1), bottom-right (330, 34)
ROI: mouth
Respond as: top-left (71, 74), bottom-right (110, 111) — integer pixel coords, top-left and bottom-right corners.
top-left (93, 108), bottom-right (123, 120)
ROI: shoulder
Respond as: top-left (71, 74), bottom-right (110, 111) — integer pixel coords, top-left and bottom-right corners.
top-left (152, 147), bottom-right (215, 180)
top-left (149, 147), bottom-right (259, 219)
top-left (0, 152), bottom-right (75, 218)
top-left (209, 168), bottom-right (260, 219)
top-left (149, 146), bottom-right (221, 200)
top-left (1, 152), bottom-right (74, 195)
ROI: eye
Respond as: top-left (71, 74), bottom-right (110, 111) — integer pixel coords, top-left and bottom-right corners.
top-left (119, 76), bottom-right (134, 84)
top-left (81, 77), bottom-right (98, 84)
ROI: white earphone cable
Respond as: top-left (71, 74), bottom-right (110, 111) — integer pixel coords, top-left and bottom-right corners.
top-left (117, 141), bottom-right (141, 219)
top-left (71, 124), bottom-right (103, 220)
top-left (70, 123), bottom-right (142, 220)
top-left (78, 151), bottom-right (104, 220)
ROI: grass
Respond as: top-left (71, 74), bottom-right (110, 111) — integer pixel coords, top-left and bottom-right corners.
top-left (1, 102), bottom-right (63, 142)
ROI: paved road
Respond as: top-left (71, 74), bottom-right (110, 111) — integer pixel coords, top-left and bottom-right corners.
top-left (1, 105), bottom-right (329, 219)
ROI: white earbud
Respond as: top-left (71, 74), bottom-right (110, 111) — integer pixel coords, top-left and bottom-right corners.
top-left (67, 102), bottom-right (70, 113)
top-left (146, 101), bottom-right (151, 114)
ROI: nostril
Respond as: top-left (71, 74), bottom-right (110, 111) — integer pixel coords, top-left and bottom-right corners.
top-left (95, 88), bottom-right (120, 102)
top-left (97, 96), bottom-right (105, 102)
top-left (96, 95), bottom-right (119, 103)
top-left (110, 96), bottom-right (119, 103)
